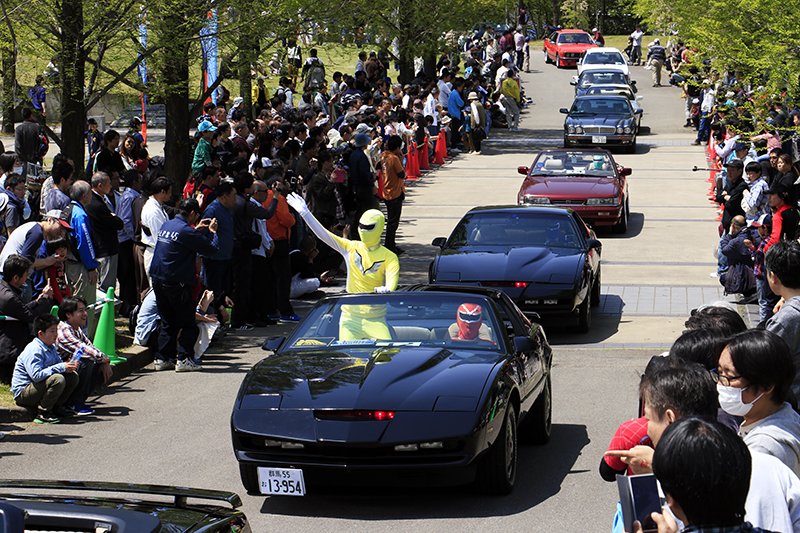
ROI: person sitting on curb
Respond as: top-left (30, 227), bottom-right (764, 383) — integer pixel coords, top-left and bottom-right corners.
top-left (11, 313), bottom-right (79, 423)
top-left (56, 295), bottom-right (113, 415)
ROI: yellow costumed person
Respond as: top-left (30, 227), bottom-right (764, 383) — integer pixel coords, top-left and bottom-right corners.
top-left (286, 192), bottom-right (399, 341)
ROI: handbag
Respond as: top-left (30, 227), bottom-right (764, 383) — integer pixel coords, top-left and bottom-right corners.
top-left (724, 262), bottom-right (756, 295)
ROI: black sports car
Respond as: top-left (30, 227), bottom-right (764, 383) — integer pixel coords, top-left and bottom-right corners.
top-left (429, 206), bottom-right (601, 332)
top-left (0, 480), bottom-right (250, 532)
top-left (561, 95), bottom-right (643, 152)
top-left (231, 288), bottom-right (552, 496)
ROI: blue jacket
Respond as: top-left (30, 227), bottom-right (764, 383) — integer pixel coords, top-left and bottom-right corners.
top-left (11, 337), bottom-right (66, 399)
top-left (69, 201), bottom-right (97, 269)
top-left (448, 89), bottom-right (465, 118)
top-left (202, 199), bottom-right (234, 260)
top-left (150, 215), bottom-right (219, 284)
top-left (349, 150), bottom-right (374, 189)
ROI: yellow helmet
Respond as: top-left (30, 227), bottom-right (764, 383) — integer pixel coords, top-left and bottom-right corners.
top-left (358, 209), bottom-right (385, 247)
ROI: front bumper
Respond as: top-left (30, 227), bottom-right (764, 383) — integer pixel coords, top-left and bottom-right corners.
top-left (565, 134), bottom-right (635, 147)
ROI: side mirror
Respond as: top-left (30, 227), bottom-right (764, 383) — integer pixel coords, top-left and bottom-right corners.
top-left (636, 95), bottom-right (644, 101)
top-left (587, 238), bottom-right (602, 251)
top-left (630, 79), bottom-right (637, 85)
top-left (634, 109), bottom-right (643, 115)
top-left (620, 167), bottom-right (632, 177)
top-left (262, 336), bottom-right (285, 352)
top-left (431, 237), bottom-right (447, 248)
top-left (513, 336), bottom-right (534, 352)
top-left (570, 80), bottom-right (577, 86)
top-left (518, 166), bottom-right (530, 175)
top-left (559, 108), bottom-right (569, 114)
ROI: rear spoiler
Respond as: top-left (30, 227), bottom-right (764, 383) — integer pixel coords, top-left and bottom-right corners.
top-left (0, 480), bottom-right (242, 509)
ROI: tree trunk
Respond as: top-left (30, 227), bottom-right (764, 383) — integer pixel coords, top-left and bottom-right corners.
top-left (1, 43), bottom-right (15, 134)
top-left (239, 33), bottom-right (252, 120)
top-left (59, 0), bottom-right (86, 172)
top-left (423, 50), bottom-right (436, 80)
top-left (162, 34), bottom-right (191, 193)
top-left (395, 0), bottom-right (415, 85)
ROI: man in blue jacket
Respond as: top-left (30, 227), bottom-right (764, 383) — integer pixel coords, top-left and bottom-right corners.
top-left (64, 180), bottom-right (99, 336)
top-left (150, 198), bottom-right (219, 372)
top-left (201, 180), bottom-right (236, 321)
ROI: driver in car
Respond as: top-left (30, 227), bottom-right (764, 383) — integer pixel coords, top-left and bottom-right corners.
top-left (546, 220), bottom-right (567, 245)
top-left (447, 303), bottom-right (493, 342)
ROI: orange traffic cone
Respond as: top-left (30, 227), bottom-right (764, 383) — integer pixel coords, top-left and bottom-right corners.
top-left (419, 136), bottom-right (430, 171)
top-left (405, 142), bottom-right (420, 181)
top-left (433, 130), bottom-right (447, 165)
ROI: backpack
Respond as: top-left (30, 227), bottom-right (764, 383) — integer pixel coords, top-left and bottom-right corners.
top-left (306, 58), bottom-right (325, 89)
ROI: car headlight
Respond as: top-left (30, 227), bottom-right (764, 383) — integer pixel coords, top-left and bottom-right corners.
top-left (522, 196), bottom-right (551, 204)
top-left (567, 125), bottom-right (575, 133)
top-left (624, 126), bottom-right (632, 133)
top-left (586, 197), bottom-right (617, 205)
top-left (616, 126), bottom-right (624, 134)
top-left (575, 125), bottom-right (584, 134)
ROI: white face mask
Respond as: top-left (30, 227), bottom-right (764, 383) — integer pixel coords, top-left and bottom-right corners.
top-left (12, 166), bottom-right (23, 175)
top-left (717, 383), bottom-right (764, 417)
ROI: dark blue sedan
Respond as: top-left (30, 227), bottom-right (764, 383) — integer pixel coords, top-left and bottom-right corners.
top-left (429, 206), bottom-right (601, 332)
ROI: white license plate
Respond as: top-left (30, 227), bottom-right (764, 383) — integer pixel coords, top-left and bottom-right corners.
top-left (592, 136), bottom-right (607, 144)
top-left (257, 467), bottom-right (306, 496)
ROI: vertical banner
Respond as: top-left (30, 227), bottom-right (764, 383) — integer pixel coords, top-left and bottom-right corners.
top-left (200, 9), bottom-right (218, 106)
top-left (138, 9), bottom-right (148, 142)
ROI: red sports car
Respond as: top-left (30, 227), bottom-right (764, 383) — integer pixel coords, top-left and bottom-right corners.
top-left (517, 149), bottom-right (631, 233)
top-left (543, 30), bottom-right (598, 68)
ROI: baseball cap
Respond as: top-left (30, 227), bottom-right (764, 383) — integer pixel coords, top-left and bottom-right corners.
top-left (355, 123), bottom-right (373, 134)
top-left (765, 184), bottom-right (790, 196)
top-left (233, 96), bottom-right (244, 106)
top-left (752, 213), bottom-right (772, 227)
top-left (732, 142), bottom-right (747, 151)
top-left (198, 121), bottom-right (217, 133)
top-left (46, 209), bottom-right (73, 231)
top-left (724, 159), bottom-right (744, 170)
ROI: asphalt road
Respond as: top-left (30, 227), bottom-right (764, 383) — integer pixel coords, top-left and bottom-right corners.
top-left (0, 59), bottom-right (733, 531)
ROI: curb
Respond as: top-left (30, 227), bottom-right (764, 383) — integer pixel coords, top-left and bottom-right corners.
top-left (0, 345), bottom-right (152, 424)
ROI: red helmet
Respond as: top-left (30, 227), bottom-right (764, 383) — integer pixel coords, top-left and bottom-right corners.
top-left (456, 303), bottom-right (483, 340)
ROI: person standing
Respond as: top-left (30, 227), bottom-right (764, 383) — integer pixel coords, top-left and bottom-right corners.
top-left (140, 176), bottom-right (171, 281)
top-left (646, 38), bottom-right (666, 87)
top-left (149, 198), bottom-right (219, 372)
top-left (64, 181), bottom-right (99, 336)
top-left (85, 118), bottom-right (103, 176)
top-left (348, 133), bottom-right (378, 239)
top-left (380, 136), bottom-right (406, 256)
top-left (117, 170), bottom-right (140, 316)
top-left (630, 25), bottom-right (644, 66)
top-left (15, 108), bottom-right (43, 175)
top-left (501, 70), bottom-right (521, 131)
top-left (84, 172), bottom-right (124, 293)
top-left (30, 75), bottom-right (46, 120)
top-left (468, 92), bottom-right (487, 154)
top-left (200, 181), bottom-right (236, 321)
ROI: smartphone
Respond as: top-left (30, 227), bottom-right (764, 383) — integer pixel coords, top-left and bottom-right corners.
top-left (617, 474), bottom-right (661, 533)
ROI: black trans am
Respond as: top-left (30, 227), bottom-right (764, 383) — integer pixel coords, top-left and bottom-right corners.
top-left (231, 288), bottom-right (552, 496)
top-left (429, 206), bottom-right (601, 332)
top-left (0, 480), bottom-right (250, 532)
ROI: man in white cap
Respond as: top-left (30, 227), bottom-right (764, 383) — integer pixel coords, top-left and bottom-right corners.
top-left (646, 38), bottom-right (667, 86)
top-left (227, 96), bottom-right (244, 121)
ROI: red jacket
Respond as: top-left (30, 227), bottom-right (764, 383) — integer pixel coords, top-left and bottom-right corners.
top-left (263, 191), bottom-right (295, 241)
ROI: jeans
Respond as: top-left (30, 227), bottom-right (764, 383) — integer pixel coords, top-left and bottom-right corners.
top-left (153, 280), bottom-right (198, 362)
top-left (757, 276), bottom-right (779, 324)
top-left (697, 114), bottom-right (712, 142)
top-left (383, 193), bottom-right (404, 250)
top-left (202, 257), bottom-right (232, 309)
top-left (66, 358), bottom-right (100, 406)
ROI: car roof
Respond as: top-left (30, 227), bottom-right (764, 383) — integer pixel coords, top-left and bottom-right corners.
top-left (573, 94), bottom-right (630, 102)
top-left (585, 47), bottom-right (623, 53)
top-left (579, 69), bottom-right (629, 77)
top-left (558, 29), bottom-right (590, 34)
top-left (403, 284), bottom-right (508, 299)
top-left (465, 205), bottom-right (575, 216)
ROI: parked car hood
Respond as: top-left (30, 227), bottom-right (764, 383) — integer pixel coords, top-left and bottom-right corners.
top-left (435, 247), bottom-right (582, 283)
top-left (240, 347), bottom-right (499, 412)
top-left (557, 43), bottom-right (597, 53)
top-left (568, 114), bottom-right (633, 124)
top-left (521, 176), bottom-right (619, 198)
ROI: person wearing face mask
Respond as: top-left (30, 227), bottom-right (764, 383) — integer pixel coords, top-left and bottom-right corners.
top-left (714, 329), bottom-right (800, 476)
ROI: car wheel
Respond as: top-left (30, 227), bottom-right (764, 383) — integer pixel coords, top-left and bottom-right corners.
top-left (239, 464), bottom-right (261, 495)
top-left (544, 50), bottom-right (551, 64)
top-left (520, 376), bottom-right (552, 445)
top-left (626, 136), bottom-right (637, 154)
top-left (612, 198), bottom-right (628, 234)
top-left (563, 137), bottom-right (570, 149)
top-left (591, 267), bottom-right (601, 306)
top-left (476, 402), bottom-right (517, 495)
top-left (577, 286), bottom-right (591, 333)
top-left (556, 54), bottom-right (562, 68)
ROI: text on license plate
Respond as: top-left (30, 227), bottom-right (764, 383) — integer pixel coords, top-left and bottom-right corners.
top-left (257, 467), bottom-right (305, 496)
top-left (592, 136), bottom-right (607, 144)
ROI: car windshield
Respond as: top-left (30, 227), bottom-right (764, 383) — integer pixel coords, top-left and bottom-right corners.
top-left (532, 151), bottom-right (615, 177)
top-left (584, 52), bottom-right (625, 65)
top-left (579, 72), bottom-right (628, 87)
top-left (284, 294), bottom-right (503, 351)
top-left (585, 87), bottom-right (634, 100)
top-left (558, 33), bottom-right (593, 44)
top-left (571, 98), bottom-right (632, 115)
top-left (447, 212), bottom-right (582, 249)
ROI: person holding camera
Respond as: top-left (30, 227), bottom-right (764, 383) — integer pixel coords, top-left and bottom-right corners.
top-left (262, 171), bottom-right (300, 322)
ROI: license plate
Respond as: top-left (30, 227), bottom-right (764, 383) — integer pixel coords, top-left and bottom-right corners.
top-left (257, 467), bottom-right (306, 496)
top-left (592, 136), bottom-right (607, 144)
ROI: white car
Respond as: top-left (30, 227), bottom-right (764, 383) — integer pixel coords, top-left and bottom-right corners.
top-left (577, 47), bottom-right (630, 78)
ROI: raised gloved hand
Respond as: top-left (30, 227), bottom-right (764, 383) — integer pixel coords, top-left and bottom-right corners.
top-left (286, 192), bottom-right (310, 216)
top-left (374, 286), bottom-right (391, 294)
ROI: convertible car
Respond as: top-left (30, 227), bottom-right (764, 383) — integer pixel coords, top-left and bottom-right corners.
top-left (517, 149), bottom-right (631, 233)
top-left (561, 95), bottom-right (643, 152)
top-left (543, 29), bottom-right (598, 68)
top-left (231, 288), bottom-right (552, 496)
top-left (0, 480), bottom-right (250, 533)
top-left (429, 206), bottom-right (601, 331)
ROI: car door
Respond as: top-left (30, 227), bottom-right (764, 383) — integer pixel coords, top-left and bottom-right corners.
top-left (571, 211), bottom-right (600, 277)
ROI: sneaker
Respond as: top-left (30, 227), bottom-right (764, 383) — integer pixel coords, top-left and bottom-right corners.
top-left (279, 314), bottom-right (302, 323)
top-left (34, 410), bottom-right (61, 424)
top-left (450, 148), bottom-right (461, 154)
top-left (691, 140), bottom-right (701, 146)
top-left (643, 66), bottom-right (652, 70)
top-left (64, 404), bottom-right (95, 416)
top-left (54, 405), bottom-right (76, 418)
top-left (176, 359), bottom-right (202, 372)
top-left (235, 324), bottom-right (254, 331)
top-left (154, 359), bottom-right (175, 371)
top-left (710, 272), bottom-right (719, 278)
top-left (267, 314), bottom-right (281, 320)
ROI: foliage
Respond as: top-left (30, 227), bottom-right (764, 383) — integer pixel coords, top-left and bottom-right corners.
top-left (560, 0), bottom-right (590, 30)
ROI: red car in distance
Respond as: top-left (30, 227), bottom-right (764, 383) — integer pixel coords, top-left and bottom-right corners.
top-left (543, 29), bottom-right (598, 68)
top-left (517, 149), bottom-right (631, 233)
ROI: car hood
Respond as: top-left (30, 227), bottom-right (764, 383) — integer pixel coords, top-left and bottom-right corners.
top-left (568, 114), bottom-right (633, 125)
top-left (239, 346), bottom-right (499, 412)
top-left (557, 43), bottom-right (597, 53)
top-left (435, 247), bottom-right (582, 283)
top-left (521, 176), bottom-right (619, 198)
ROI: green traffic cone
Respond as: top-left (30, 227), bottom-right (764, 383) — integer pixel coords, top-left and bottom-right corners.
top-left (93, 287), bottom-right (126, 365)
top-left (50, 305), bottom-right (59, 317)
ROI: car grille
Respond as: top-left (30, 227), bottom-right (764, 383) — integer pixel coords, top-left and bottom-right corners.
top-left (550, 199), bottom-right (584, 205)
top-left (582, 126), bottom-right (617, 134)
top-left (563, 52), bottom-right (580, 58)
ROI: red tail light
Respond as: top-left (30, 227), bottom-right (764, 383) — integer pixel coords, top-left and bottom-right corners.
top-left (482, 281), bottom-right (528, 288)
top-left (314, 410), bottom-right (396, 421)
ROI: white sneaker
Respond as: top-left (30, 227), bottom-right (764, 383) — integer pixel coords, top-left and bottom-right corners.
top-left (710, 272), bottom-right (719, 278)
top-left (176, 359), bottom-right (202, 372)
top-left (643, 66), bottom-right (652, 70)
top-left (154, 359), bottom-right (175, 371)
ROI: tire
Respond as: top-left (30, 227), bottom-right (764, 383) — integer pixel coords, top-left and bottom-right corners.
top-left (591, 267), bottom-right (601, 307)
top-left (520, 376), bottom-right (552, 445)
top-left (612, 198), bottom-right (628, 233)
top-left (577, 286), bottom-right (591, 333)
top-left (544, 50), bottom-right (551, 64)
top-left (563, 137), bottom-right (571, 149)
top-left (476, 403), bottom-right (518, 495)
top-left (555, 54), bottom-right (562, 68)
top-left (239, 463), bottom-right (260, 495)
top-left (626, 136), bottom-right (637, 154)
